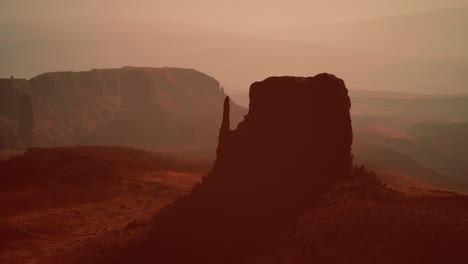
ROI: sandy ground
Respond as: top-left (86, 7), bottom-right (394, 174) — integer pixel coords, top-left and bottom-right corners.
top-left (0, 146), bottom-right (209, 264)
top-left (2, 146), bottom-right (467, 264)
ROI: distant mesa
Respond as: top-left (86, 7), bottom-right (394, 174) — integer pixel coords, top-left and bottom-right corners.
top-left (23, 67), bottom-right (247, 148)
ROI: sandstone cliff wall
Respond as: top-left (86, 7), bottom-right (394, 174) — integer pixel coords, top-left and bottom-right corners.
top-left (29, 67), bottom-right (246, 148)
top-left (0, 78), bottom-right (33, 148)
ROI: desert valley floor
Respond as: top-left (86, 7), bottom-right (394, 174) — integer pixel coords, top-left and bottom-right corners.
top-left (0, 146), bottom-right (211, 264)
top-left (1, 146), bottom-right (467, 264)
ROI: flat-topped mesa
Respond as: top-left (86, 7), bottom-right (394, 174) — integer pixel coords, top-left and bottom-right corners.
top-left (28, 67), bottom-right (247, 147)
top-left (213, 73), bottom-right (353, 190)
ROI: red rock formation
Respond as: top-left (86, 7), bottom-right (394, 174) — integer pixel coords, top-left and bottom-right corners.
top-left (213, 74), bottom-right (353, 191)
top-left (103, 73), bottom-right (354, 264)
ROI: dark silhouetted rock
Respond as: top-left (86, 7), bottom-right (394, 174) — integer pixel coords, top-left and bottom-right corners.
top-left (109, 73), bottom-right (353, 264)
top-left (0, 78), bottom-right (33, 148)
top-left (213, 74), bottom-right (353, 188)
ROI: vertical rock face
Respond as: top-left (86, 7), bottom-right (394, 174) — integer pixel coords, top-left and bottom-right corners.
top-left (119, 74), bottom-right (353, 264)
top-left (0, 78), bottom-right (33, 148)
top-left (213, 73), bottom-right (353, 191)
top-left (218, 96), bottom-right (231, 144)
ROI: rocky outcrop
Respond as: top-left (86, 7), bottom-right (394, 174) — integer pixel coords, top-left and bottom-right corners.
top-left (29, 67), bottom-right (246, 148)
top-left (0, 77), bottom-right (33, 148)
top-left (109, 73), bottom-right (353, 264)
top-left (213, 74), bottom-right (353, 188)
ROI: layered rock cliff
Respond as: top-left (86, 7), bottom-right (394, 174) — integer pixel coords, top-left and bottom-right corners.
top-left (0, 78), bottom-right (33, 148)
top-left (29, 67), bottom-right (246, 148)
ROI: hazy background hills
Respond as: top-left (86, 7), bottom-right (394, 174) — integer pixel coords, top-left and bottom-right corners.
top-left (270, 6), bottom-right (468, 58)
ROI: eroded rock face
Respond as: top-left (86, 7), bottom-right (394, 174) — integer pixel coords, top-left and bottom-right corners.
top-left (214, 74), bottom-right (353, 191)
top-left (29, 67), bottom-right (246, 148)
top-left (0, 78), bottom-right (33, 148)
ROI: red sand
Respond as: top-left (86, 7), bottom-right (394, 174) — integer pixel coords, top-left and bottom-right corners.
top-left (1, 147), bottom-right (467, 264)
top-left (0, 146), bottom-right (209, 264)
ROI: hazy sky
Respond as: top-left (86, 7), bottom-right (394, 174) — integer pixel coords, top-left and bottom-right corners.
top-left (3, 0), bottom-right (468, 28)
top-left (1, 0), bottom-right (467, 93)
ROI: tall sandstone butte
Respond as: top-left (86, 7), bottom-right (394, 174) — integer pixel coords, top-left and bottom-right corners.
top-left (111, 73), bottom-right (354, 264)
top-left (214, 74), bottom-right (353, 190)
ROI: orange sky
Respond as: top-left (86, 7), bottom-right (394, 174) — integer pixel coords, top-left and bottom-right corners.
top-left (1, 0), bottom-right (467, 94)
top-left (3, 0), bottom-right (468, 24)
